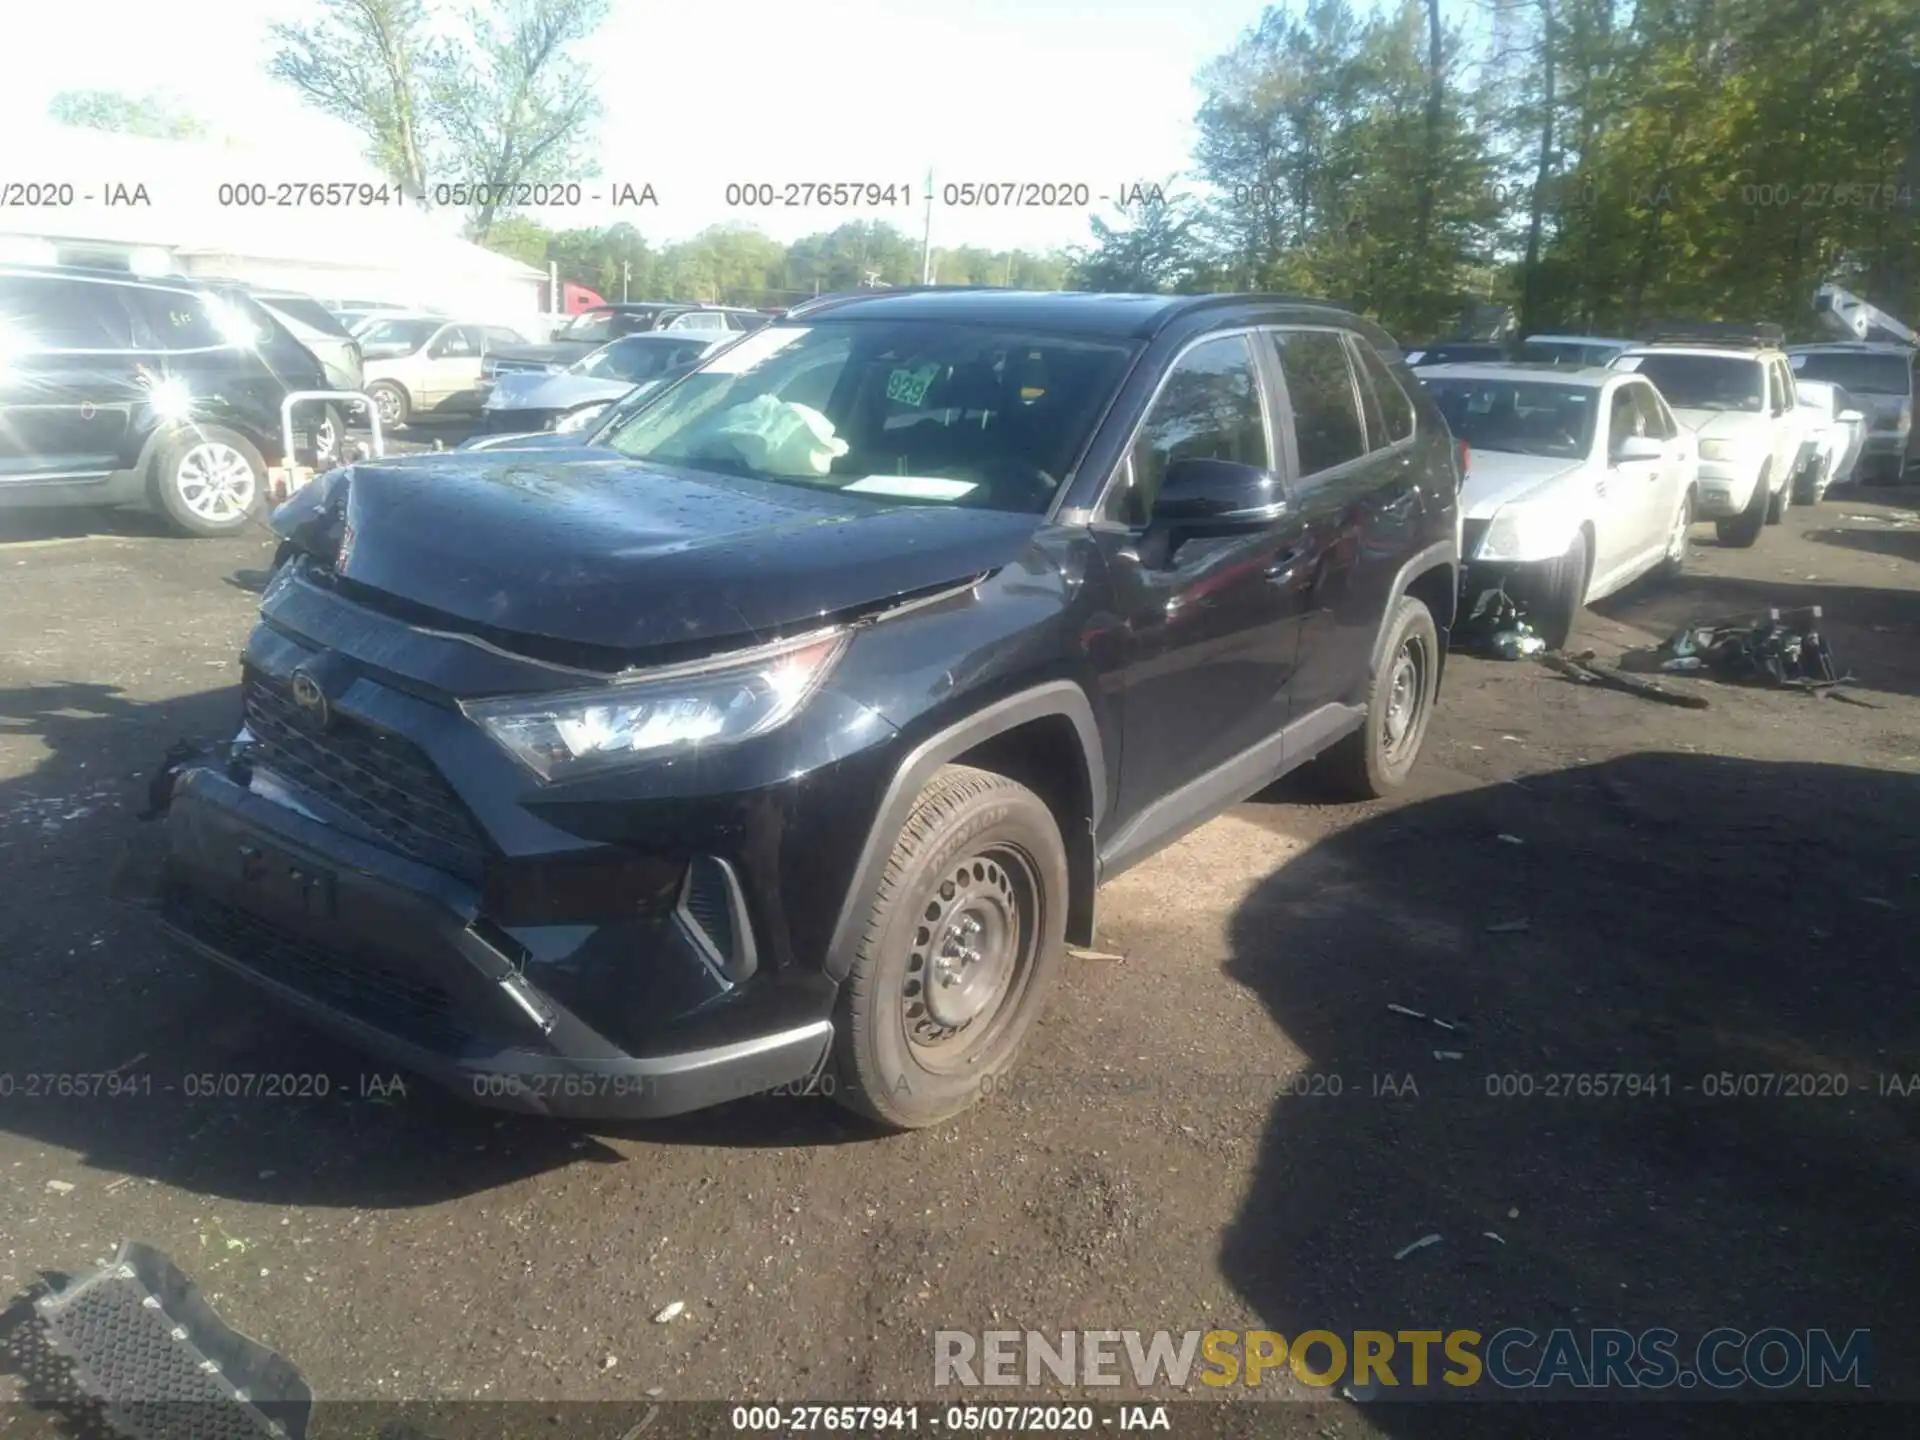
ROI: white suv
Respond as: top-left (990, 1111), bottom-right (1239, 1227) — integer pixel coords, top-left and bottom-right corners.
top-left (1609, 329), bottom-right (1809, 547)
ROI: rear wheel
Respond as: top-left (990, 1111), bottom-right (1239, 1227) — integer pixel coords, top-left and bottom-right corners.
top-left (1766, 474), bottom-right (1791, 524)
top-left (150, 427), bottom-right (264, 537)
top-left (1657, 488), bottom-right (1693, 580)
top-left (1792, 456), bottom-right (1827, 506)
top-left (832, 765), bottom-right (1069, 1130)
top-left (1320, 594), bottom-right (1441, 800)
top-left (1715, 466), bottom-right (1770, 547)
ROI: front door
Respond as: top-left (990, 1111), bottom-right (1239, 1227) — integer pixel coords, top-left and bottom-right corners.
top-left (1594, 383), bottom-right (1661, 591)
top-left (421, 325), bottom-right (484, 407)
top-left (1092, 331), bottom-right (1315, 850)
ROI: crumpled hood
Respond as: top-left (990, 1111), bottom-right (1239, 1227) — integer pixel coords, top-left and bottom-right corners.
top-left (272, 453), bottom-right (1040, 655)
top-left (1669, 407), bottom-right (1768, 443)
top-left (484, 371), bottom-right (636, 411)
top-left (1459, 449), bottom-right (1584, 520)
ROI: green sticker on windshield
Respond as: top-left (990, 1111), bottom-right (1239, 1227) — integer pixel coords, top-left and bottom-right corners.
top-left (886, 363), bottom-right (940, 408)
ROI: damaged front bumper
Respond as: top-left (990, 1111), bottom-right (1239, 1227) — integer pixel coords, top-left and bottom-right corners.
top-left (130, 758), bottom-right (835, 1119)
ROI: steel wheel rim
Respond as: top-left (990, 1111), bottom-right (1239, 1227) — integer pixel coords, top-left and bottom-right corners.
top-left (1382, 635), bottom-right (1427, 757)
top-left (176, 442), bottom-right (256, 522)
top-left (1668, 493), bottom-right (1692, 563)
top-left (902, 844), bottom-right (1040, 1069)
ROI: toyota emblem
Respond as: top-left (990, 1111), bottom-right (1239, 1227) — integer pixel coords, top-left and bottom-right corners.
top-left (289, 669), bottom-right (332, 729)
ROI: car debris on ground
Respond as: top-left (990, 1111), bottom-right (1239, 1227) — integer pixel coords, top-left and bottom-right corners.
top-left (1538, 650), bottom-right (1714, 708)
top-left (1623, 606), bottom-right (1844, 688)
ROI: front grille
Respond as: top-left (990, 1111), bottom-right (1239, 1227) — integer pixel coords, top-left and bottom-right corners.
top-left (485, 408), bottom-right (552, 433)
top-left (165, 889), bottom-right (475, 1055)
top-left (242, 670), bottom-right (491, 883)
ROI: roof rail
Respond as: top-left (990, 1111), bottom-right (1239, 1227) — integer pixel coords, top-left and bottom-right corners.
top-left (1636, 321), bottom-right (1785, 349)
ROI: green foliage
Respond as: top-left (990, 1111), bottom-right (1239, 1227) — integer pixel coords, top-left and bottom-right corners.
top-left (267, 0), bottom-right (609, 240)
top-left (479, 219), bottom-right (1077, 306)
top-left (1183, 0), bottom-right (1920, 337)
top-left (48, 90), bottom-right (206, 140)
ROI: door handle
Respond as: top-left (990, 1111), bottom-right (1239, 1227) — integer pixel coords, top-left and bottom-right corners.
top-left (1264, 548), bottom-right (1306, 583)
top-left (1381, 490), bottom-right (1419, 517)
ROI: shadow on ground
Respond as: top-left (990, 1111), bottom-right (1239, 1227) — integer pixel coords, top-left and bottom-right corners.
top-left (1220, 752), bottom-right (1916, 1432)
top-left (0, 682), bottom-right (865, 1217)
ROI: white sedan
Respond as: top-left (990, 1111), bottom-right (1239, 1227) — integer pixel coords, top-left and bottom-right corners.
top-left (1419, 363), bottom-right (1698, 649)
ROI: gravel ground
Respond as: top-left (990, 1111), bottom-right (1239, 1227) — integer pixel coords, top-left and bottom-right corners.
top-left (0, 479), bottom-right (1916, 1439)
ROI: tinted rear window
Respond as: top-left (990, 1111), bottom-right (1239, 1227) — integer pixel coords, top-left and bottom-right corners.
top-left (0, 275), bottom-right (140, 349)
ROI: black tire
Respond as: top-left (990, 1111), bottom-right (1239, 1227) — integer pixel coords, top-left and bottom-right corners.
top-left (307, 403), bottom-right (345, 468)
top-left (149, 426), bottom-right (266, 538)
top-left (1792, 457), bottom-right (1826, 506)
top-left (1715, 466), bottom-right (1770, 547)
top-left (367, 380), bottom-right (410, 431)
top-left (1517, 527), bottom-right (1589, 651)
top-left (1319, 594), bottom-right (1442, 800)
top-left (1765, 477), bottom-right (1790, 524)
top-left (1657, 488), bottom-right (1693, 581)
top-left (832, 765), bottom-right (1069, 1130)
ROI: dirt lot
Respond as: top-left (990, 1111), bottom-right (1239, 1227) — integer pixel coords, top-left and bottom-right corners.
top-left (0, 481), bottom-right (1916, 1438)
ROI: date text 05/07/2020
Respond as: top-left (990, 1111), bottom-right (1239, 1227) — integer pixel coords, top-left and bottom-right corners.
top-left (726, 1404), bottom-right (1171, 1432)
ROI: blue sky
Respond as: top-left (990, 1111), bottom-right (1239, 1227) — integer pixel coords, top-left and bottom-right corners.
top-left (0, 0), bottom-right (1270, 253)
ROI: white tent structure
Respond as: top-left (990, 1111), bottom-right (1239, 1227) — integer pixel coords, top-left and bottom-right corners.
top-left (0, 124), bottom-right (545, 325)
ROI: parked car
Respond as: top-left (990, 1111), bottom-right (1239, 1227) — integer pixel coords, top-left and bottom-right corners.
top-left (1789, 378), bottom-right (1868, 503)
top-left (1786, 342), bottom-right (1918, 484)
top-left (1403, 341), bottom-right (1507, 368)
top-left (1516, 334), bottom-right (1635, 367)
top-left (481, 303), bottom-right (763, 381)
top-left (1420, 362), bottom-right (1696, 648)
top-left (478, 332), bottom-right (726, 434)
top-left (142, 289), bottom-right (1460, 1129)
top-left (1608, 325), bottom-right (1809, 547)
top-left (200, 284), bottom-right (364, 465)
top-left (356, 315), bottom-right (529, 428)
top-left (0, 263), bottom-right (327, 536)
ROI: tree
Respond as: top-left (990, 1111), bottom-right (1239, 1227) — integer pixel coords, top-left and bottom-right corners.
top-left (267, 0), bottom-right (609, 240)
top-left (48, 90), bottom-right (206, 140)
top-left (1070, 188), bottom-right (1200, 292)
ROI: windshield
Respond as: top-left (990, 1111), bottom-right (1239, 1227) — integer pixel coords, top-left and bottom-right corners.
top-left (555, 312), bottom-right (626, 343)
top-left (1616, 353), bottom-right (1762, 411)
top-left (357, 318), bottom-right (440, 356)
top-left (597, 320), bottom-right (1139, 514)
top-left (261, 296), bottom-right (351, 337)
top-left (1422, 377), bottom-right (1600, 459)
top-left (574, 337), bottom-right (691, 382)
top-left (1789, 351), bottom-right (1912, 396)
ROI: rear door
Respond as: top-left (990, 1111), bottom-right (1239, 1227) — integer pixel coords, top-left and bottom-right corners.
top-left (0, 273), bottom-right (140, 483)
top-left (1263, 326), bottom-right (1418, 728)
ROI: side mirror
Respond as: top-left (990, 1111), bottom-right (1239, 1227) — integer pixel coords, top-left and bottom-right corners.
top-left (1839, 409), bottom-right (1865, 424)
top-left (1151, 457), bottom-right (1288, 530)
top-left (1615, 435), bottom-right (1664, 463)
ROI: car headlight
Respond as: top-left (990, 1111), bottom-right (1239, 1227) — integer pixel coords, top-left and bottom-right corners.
top-left (1474, 504), bottom-right (1565, 562)
top-left (461, 627), bottom-right (849, 781)
top-left (554, 402), bottom-right (610, 434)
top-left (1698, 439), bottom-right (1742, 460)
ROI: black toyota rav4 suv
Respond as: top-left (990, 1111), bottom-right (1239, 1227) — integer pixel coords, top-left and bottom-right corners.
top-left (143, 290), bottom-right (1461, 1130)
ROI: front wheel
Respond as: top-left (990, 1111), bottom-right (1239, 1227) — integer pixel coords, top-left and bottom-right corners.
top-left (151, 427), bottom-right (265, 537)
top-left (366, 381), bottom-right (410, 431)
top-left (1716, 466), bottom-right (1770, 547)
top-left (1319, 594), bottom-right (1441, 800)
top-left (832, 765), bottom-right (1069, 1130)
top-left (1766, 475), bottom-right (1791, 524)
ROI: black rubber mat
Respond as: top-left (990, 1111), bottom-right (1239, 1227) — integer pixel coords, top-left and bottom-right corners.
top-left (34, 1241), bottom-right (311, 1440)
